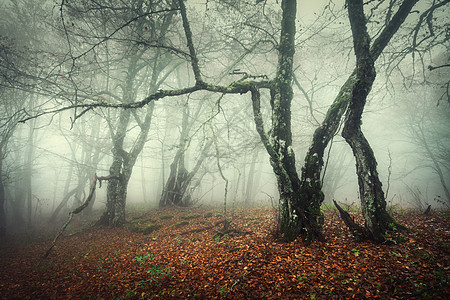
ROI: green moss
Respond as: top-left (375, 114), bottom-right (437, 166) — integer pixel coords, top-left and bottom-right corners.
top-left (181, 213), bottom-right (200, 220)
top-left (159, 214), bottom-right (174, 220)
top-left (141, 224), bottom-right (162, 235)
top-left (204, 212), bottom-right (214, 218)
top-left (131, 222), bottom-right (162, 235)
top-left (131, 217), bottom-right (156, 226)
top-left (171, 221), bottom-right (189, 228)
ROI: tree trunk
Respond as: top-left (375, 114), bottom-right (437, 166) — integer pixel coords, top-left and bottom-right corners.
top-left (160, 101), bottom-right (192, 207)
top-left (0, 152), bottom-right (6, 239)
top-left (159, 99), bottom-right (211, 208)
top-left (160, 152), bottom-right (191, 207)
top-left (341, 0), bottom-right (398, 242)
top-left (298, 0), bottom-right (419, 221)
top-left (248, 0), bottom-right (324, 243)
top-left (98, 100), bottom-right (154, 226)
top-left (244, 152), bottom-right (258, 205)
top-left (298, 72), bottom-right (357, 210)
top-left (98, 109), bottom-right (131, 226)
top-left (416, 124), bottom-right (450, 205)
top-left (25, 120), bottom-right (34, 226)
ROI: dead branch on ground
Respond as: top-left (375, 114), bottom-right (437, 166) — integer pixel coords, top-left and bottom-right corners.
top-left (43, 174), bottom-right (119, 258)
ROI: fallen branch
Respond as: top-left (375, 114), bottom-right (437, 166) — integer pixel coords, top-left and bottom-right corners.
top-left (43, 174), bottom-right (119, 258)
top-left (333, 200), bottom-right (368, 241)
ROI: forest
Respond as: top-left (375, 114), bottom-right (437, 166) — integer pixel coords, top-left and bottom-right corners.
top-left (0, 0), bottom-right (449, 298)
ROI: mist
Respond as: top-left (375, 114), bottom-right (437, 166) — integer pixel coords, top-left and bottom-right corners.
top-left (0, 0), bottom-right (449, 298)
top-left (0, 0), bottom-right (447, 232)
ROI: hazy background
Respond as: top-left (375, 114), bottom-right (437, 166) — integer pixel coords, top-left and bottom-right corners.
top-left (0, 0), bottom-right (448, 228)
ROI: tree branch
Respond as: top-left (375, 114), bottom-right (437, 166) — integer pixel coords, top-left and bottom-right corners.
top-left (42, 174), bottom-right (119, 258)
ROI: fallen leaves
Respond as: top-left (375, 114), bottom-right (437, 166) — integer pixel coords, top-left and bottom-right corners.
top-left (0, 207), bottom-right (448, 299)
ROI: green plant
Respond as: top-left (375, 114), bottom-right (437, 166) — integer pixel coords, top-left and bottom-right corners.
top-left (97, 264), bottom-right (108, 273)
top-left (296, 273), bottom-right (307, 283)
top-left (140, 264), bottom-right (170, 286)
top-left (124, 288), bottom-right (136, 299)
top-left (417, 249), bottom-right (433, 260)
top-left (435, 268), bottom-right (447, 280)
top-left (310, 295), bottom-right (316, 300)
top-left (141, 224), bottom-right (162, 235)
top-left (391, 251), bottom-right (401, 258)
top-left (214, 233), bottom-right (229, 243)
top-left (133, 253), bottom-right (154, 265)
top-left (351, 248), bottom-right (360, 257)
top-left (437, 239), bottom-right (448, 249)
top-left (342, 276), bottom-right (356, 285)
top-left (32, 261), bottom-right (55, 272)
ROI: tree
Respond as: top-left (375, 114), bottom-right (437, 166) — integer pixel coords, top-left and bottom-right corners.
top-left (295, 0), bottom-right (450, 242)
top-left (159, 99), bottom-right (211, 207)
top-left (339, 0), bottom-right (393, 242)
top-left (48, 113), bottom-right (109, 222)
top-left (0, 0), bottom-right (54, 234)
top-left (402, 75), bottom-right (450, 206)
top-left (0, 88), bottom-right (25, 238)
top-left (17, 0), bottom-right (448, 244)
top-left (87, 0), bottom-right (179, 226)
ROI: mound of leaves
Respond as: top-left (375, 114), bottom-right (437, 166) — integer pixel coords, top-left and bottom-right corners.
top-left (0, 206), bottom-right (448, 299)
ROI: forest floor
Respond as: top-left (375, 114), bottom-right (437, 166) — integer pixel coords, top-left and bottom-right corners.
top-left (0, 205), bottom-right (449, 299)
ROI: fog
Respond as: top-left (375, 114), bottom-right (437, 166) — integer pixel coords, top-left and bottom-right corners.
top-left (0, 0), bottom-right (448, 234)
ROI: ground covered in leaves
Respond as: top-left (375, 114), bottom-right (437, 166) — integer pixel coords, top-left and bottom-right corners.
top-left (0, 206), bottom-right (449, 299)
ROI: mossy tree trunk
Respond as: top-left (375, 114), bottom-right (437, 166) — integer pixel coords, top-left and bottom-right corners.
top-left (297, 0), bottom-right (419, 242)
top-left (98, 109), bottom-right (132, 226)
top-left (98, 102), bottom-right (155, 226)
top-left (249, 0), bottom-right (324, 243)
top-left (341, 0), bottom-right (398, 242)
top-left (97, 54), bottom-right (154, 226)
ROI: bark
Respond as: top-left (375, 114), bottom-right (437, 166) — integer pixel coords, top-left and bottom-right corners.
top-left (97, 3), bottom-right (177, 224)
top-left (298, 0), bottom-right (419, 216)
top-left (159, 102), bottom-right (192, 207)
top-left (341, 0), bottom-right (398, 242)
top-left (160, 139), bottom-right (212, 207)
top-left (271, 0), bottom-right (301, 241)
top-left (247, 0), bottom-right (324, 241)
top-left (266, 0), bottom-right (325, 243)
top-left (251, 86), bottom-right (323, 243)
top-left (98, 96), bottom-right (155, 226)
top-left (159, 150), bottom-right (191, 207)
top-left (25, 116), bottom-right (35, 226)
top-left (333, 200), bottom-right (367, 240)
top-left (98, 110), bottom-right (131, 226)
top-left (244, 152), bottom-right (258, 205)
